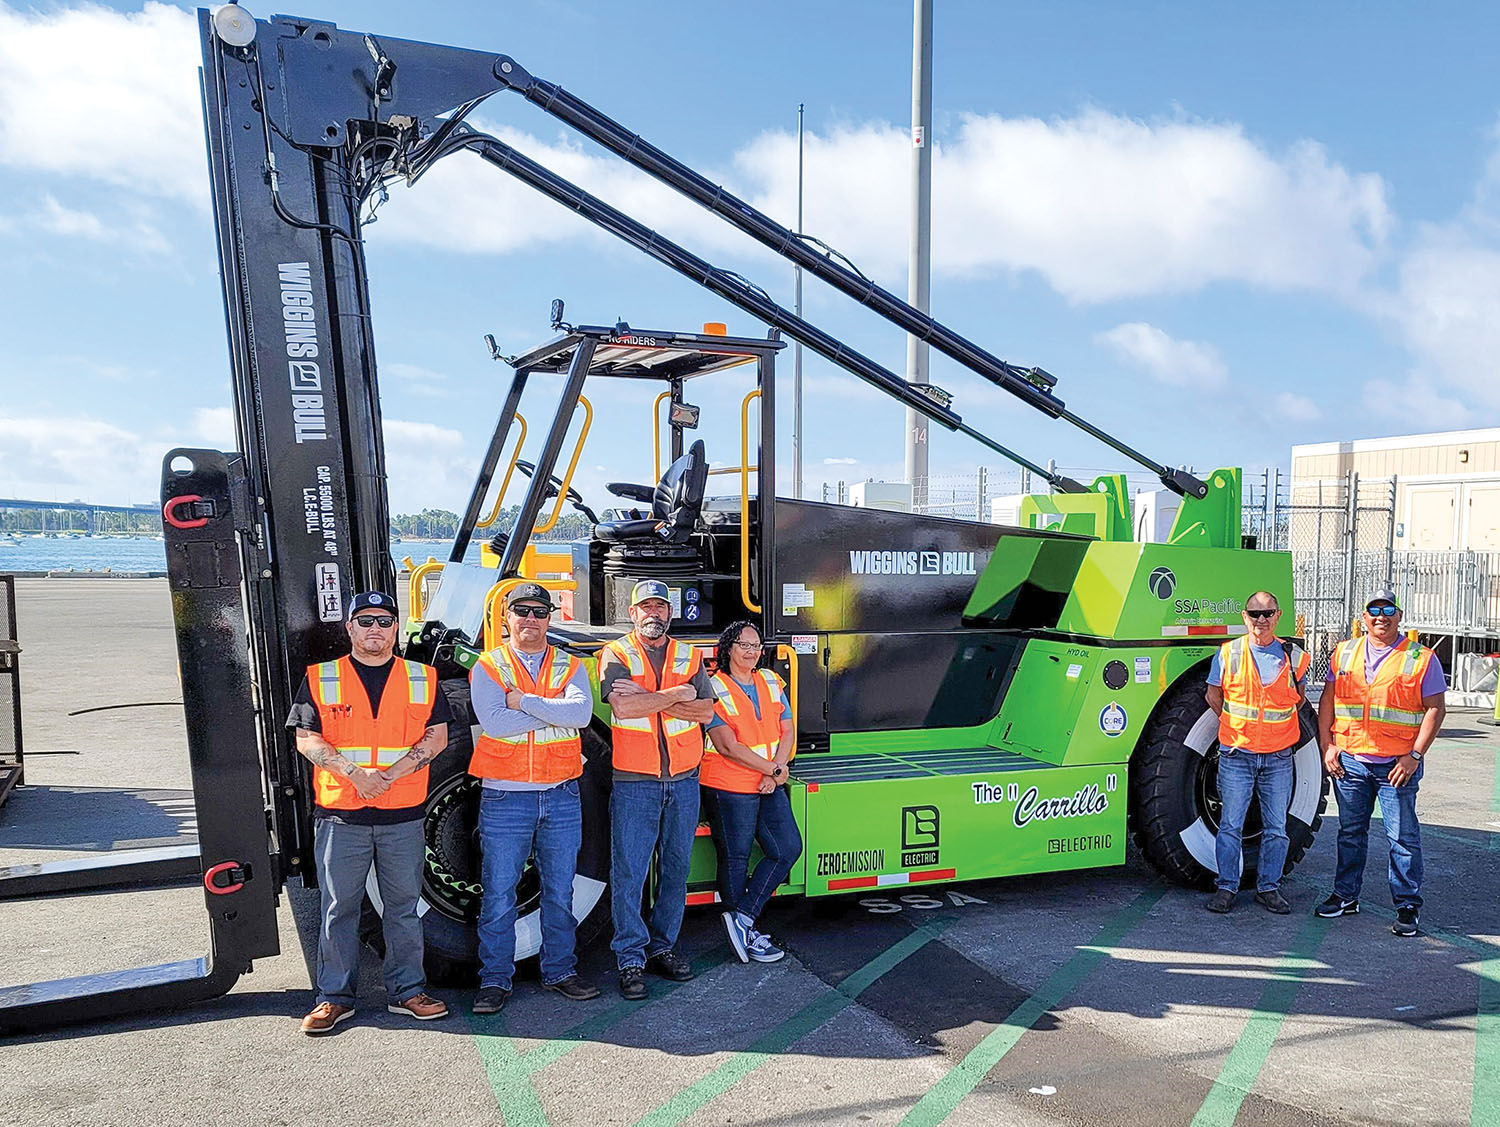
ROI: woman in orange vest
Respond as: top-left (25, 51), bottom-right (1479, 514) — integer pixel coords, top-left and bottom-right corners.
top-left (702, 620), bottom-right (802, 965)
top-left (1203, 591), bottom-right (1310, 916)
top-left (1314, 587), bottom-right (1445, 937)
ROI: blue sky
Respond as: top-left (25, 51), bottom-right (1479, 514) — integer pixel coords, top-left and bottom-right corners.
top-left (2, 1), bottom-right (1498, 515)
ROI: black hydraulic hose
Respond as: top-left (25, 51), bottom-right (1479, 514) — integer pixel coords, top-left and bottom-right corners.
top-left (462, 133), bottom-right (1083, 493)
top-left (489, 58), bottom-right (1207, 499)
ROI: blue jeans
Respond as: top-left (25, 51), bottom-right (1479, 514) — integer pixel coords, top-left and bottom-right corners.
top-left (1333, 752), bottom-right (1424, 909)
top-left (477, 781), bottom-right (583, 990)
top-left (314, 816), bottom-right (426, 1007)
top-left (700, 785), bottom-right (803, 923)
top-left (610, 775), bottom-right (700, 970)
top-left (1215, 745), bottom-right (1294, 894)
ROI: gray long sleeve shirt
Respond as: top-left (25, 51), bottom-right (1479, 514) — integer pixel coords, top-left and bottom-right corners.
top-left (470, 644), bottom-right (594, 792)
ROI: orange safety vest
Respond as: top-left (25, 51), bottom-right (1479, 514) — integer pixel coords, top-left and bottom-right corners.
top-left (1330, 636), bottom-right (1437, 758)
top-left (307, 656), bottom-right (436, 810)
top-left (1217, 636), bottom-right (1310, 752)
top-left (468, 643), bottom-right (584, 784)
top-left (701, 668), bottom-right (789, 794)
top-left (602, 633), bottom-right (705, 777)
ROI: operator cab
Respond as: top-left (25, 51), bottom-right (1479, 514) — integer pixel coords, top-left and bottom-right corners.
top-left (410, 313), bottom-right (781, 668)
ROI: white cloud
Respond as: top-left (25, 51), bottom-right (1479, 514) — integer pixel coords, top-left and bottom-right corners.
top-left (1361, 375), bottom-right (1472, 431)
top-left (822, 456), bottom-right (858, 465)
top-left (370, 111), bottom-right (1391, 306)
top-left (1271, 392), bottom-right (1321, 423)
top-left (382, 418), bottom-right (478, 515)
top-left (1097, 322), bottom-right (1228, 389)
top-left (0, 3), bottom-right (206, 203)
top-left (32, 195), bottom-right (170, 255)
top-left (0, 414), bottom-right (160, 501)
top-left (382, 362), bottom-right (452, 399)
top-left (191, 407), bottom-right (235, 449)
top-left (0, 4), bottom-right (1390, 307)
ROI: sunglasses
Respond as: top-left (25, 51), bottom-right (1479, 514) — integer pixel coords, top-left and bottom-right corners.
top-left (1366, 604), bottom-right (1399, 617)
top-left (509, 604), bottom-right (551, 619)
top-left (352, 614), bottom-right (396, 628)
top-left (1245, 609), bottom-right (1278, 620)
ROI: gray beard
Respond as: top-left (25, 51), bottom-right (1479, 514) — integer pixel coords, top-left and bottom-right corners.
top-left (637, 619), bottom-right (667, 639)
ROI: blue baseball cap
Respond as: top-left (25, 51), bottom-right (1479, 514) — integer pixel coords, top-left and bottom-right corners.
top-left (348, 591), bottom-right (396, 618)
top-left (629, 579), bottom-right (671, 607)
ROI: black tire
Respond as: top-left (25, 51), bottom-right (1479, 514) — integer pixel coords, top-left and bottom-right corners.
top-left (361, 678), bottom-right (614, 984)
top-left (1128, 664), bottom-right (1328, 889)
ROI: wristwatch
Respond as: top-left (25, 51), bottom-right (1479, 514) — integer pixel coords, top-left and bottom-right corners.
top-left (771, 765), bottom-right (786, 779)
top-left (1408, 749), bottom-right (1424, 761)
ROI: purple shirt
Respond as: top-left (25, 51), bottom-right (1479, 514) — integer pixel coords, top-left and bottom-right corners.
top-left (1322, 640), bottom-right (1447, 697)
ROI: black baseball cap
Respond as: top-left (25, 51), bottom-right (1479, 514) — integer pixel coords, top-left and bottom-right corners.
top-left (505, 581), bottom-right (554, 609)
top-left (348, 591), bottom-right (396, 618)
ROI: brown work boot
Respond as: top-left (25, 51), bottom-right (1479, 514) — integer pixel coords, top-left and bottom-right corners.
top-left (300, 1001), bottom-right (355, 1035)
top-left (388, 992), bottom-right (449, 1021)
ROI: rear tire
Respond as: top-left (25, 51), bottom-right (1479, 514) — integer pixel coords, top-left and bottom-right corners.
top-left (363, 678), bottom-right (613, 984)
top-left (1128, 664), bottom-right (1327, 889)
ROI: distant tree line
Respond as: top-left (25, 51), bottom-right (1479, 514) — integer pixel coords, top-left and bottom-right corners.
top-left (390, 506), bottom-right (592, 542)
top-left (0, 507), bottom-right (160, 535)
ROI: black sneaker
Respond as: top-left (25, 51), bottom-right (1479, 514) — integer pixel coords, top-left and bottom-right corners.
top-left (1206, 889), bottom-right (1235, 913)
top-left (1254, 889), bottom-right (1291, 915)
top-left (471, 986), bottom-right (510, 1015)
top-left (645, 949), bottom-right (695, 982)
top-left (1315, 894), bottom-right (1360, 918)
top-left (1391, 907), bottom-right (1420, 937)
top-left (543, 975), bottom-right (601, 1001)
top-left (618, 965), bottom-right (648, 1001)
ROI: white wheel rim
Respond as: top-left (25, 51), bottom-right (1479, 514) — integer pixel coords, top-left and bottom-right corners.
top-left (1177, 707), bottom-right (1321, 877)
top-left (367, 872), bottom-right (608, 960)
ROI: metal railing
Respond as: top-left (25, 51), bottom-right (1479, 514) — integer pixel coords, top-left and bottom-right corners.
top-left (1392, 551), bottom-right (1500, 636)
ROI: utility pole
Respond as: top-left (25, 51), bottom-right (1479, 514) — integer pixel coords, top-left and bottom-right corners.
top-left (905, 0), bottom-right (933, 511)
top-left (793, 103), bottom-right (805, 499)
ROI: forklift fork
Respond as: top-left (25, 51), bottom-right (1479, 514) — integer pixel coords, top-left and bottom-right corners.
top-left (0, 450), bottom-right (279, 1034)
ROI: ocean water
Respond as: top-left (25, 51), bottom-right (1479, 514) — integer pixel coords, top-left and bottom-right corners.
top-left (0, 536), bottom-right (479, 574)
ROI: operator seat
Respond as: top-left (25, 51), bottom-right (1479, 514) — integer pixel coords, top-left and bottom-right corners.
top-left (594, 440), bottom-right (708, 544)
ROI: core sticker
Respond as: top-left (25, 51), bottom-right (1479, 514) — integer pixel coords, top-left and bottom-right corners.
top-left (1099, 701), bottom-right (1127, 737)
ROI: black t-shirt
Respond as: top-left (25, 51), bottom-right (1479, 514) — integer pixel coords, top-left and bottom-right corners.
top-left (287, 657), bottom-right (452, 825)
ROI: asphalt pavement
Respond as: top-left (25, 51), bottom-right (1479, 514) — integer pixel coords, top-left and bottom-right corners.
top-left (0, 577), bottom-right (1496, 1127)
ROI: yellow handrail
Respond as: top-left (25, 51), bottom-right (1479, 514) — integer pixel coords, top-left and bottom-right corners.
top-left (740, 389), bottom-right (761, 612)
top-left (481, 576), bottom-right (579, 650)
top-left (652, 390), bottom-right (671, 480)
top-left (476, 412), bottom-right (529, 530)
top-left (534, 396), bottom-right (594, 535)
top-left (407, 558), bottom-right (443, 621)
top-left (775, 643), bottom-right (800, 750)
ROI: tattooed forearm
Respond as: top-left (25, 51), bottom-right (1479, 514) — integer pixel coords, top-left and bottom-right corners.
top-left (384, 724), bottom-right (448, 780)
top-left (295, 730), bottom-right (353, 776)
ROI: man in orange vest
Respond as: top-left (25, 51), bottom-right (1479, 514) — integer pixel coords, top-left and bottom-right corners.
top-left (599, 579), bottom-right (716, 1000)
top-left (1204, 591), bottom-right (1311, 915)
top-left (468, 582), bottom-right (601, 1015)
top-left (287, 591), bottom-right (451, 1035)
top-left (1315, 587), bottom-right (1445, 936)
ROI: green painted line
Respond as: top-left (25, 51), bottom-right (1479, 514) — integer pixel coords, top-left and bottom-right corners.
top-left (1475, 956), bottom-right (1500, 1127)
top-left (897, 881), bottom-right (1168, 1127)
top-left (1189, 913), bottom-right (1329, 1127)
top-left (520, 949), bottom-right (724, 1075)
top-left (471, 1014), bottom-right (549, 1127)
top-left (632, 919), bottom-right (951, 1127)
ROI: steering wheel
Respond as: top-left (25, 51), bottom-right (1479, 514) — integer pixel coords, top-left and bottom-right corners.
top-left (513, 461), bottom-right (598, 524)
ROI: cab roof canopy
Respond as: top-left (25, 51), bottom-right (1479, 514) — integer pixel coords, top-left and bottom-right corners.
top-left (509, 324), bottom-right (784, 382)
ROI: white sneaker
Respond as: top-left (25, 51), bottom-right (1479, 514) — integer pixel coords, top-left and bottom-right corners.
top-left (745, 928), bottom-right (785, 963)
top-left (721, 911), bottom-right (749, 963)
